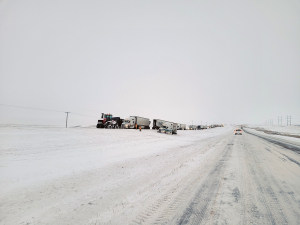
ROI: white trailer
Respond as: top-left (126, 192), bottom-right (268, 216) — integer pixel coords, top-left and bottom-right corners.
top-left (177, 124), bottom-right (186, 130)
top-left (152, 119), bottom-right (171, 130)
top-left (189, 125), bottom-right (197, 130)
top-left (157, 122), bottom-right (177, 135)
top-left (179, 124), bottom-right (186, 130)
top-left (122, 116), bottom-right (151, 129)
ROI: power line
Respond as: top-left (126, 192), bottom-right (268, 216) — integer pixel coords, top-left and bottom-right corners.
top-left (0, 103), bottom-right (64, 113)
top-left (0, 104), bottom-right (98, 118)
top-left (71, 112), bottom-right (98, 118)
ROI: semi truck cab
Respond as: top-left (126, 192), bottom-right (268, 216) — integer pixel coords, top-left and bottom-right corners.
top-left (123, 117), bottom-right (135, 128)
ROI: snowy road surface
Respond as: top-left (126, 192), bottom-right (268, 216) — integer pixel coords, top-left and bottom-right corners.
top-left (1, 125), bottom-right (300, 224)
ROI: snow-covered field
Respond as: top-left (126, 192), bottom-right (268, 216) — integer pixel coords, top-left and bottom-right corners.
top-left (0, 125), bottom-right (232, 224)
top-left (1, 125), bottom-right (300, 224)
top-left (248, 124), bottom-right (300, 136)
top-left (244, 127), bottom-right (300, 147)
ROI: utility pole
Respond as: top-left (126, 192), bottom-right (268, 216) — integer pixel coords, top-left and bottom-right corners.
top-left (287, 115), bottom-right (292, 126)
top-left (65, 112), bottom-right (70, 128)
top-left (278, 116), bottom-right (282, 125)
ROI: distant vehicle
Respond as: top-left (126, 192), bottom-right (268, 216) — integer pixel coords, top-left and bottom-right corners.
top-left (96, 114), bottom-right (123, 129)
top-left (97, 113), bottom-right (113, 128)
top-left (235, 129), bottom-right (242, 135)
top-left (122, 116), bottom-right (151, 129)
top-left (112, 117), bottom-right (124, 128)
top-left (177, 124), bottom-right (186, 130)
top-left (197, 125), bottom-right (205, 130)
top-left (152, 119), bottom-right (171, 130)
top-left (158, 122), bottom-right (177, 135)
top-left (189, 125), bottom-right (197, 130)
top-left (178, 124), bottom-right (186, 130)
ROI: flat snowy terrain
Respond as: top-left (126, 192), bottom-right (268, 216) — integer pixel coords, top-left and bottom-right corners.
top-left (248, 124), bottom-right (300, 136)
top-left (1, 125), bottom-right (300, 224)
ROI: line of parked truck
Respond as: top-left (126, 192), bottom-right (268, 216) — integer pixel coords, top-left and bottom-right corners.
top-left (188, 124), bottom-right (224, 130)
top-left (96, 113), bottom-right (224, 135)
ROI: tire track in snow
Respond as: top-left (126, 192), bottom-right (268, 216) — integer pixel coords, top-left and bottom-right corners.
top-left (239, 139), bottom-right (260, 225)
top-left (174, 138), bottom-right (233, 225)
top-left (244, 128), bottom-right (300, 153)
top-left (253, 137), bottom-right (300, 224)
top-left (130, 131), bottom-right (300, 225)
top-left (242, 134), bottom-right (289, 225)
top-left (129, 134), bottom-right (232, 225)
top-left (134, 137), bottom-right (233, 225)
top-left (279, 153), bottom-right (300, 167)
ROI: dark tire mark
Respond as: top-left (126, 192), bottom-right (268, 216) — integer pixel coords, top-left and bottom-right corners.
top-left (243, 137), bottom-right (289, 225)
top-left (244, 129), bottom-right (300, 153)
top-left (232, 187), bottom-right (240, 203)
top-left (176, 139), bottom-right (233, 225)
top-left (280, 153), bottom-right (300, 167)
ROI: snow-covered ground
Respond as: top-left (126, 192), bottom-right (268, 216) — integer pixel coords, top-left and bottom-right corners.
top-left (0, 125), bottom-right (232, 224)
top-left (244, 127), bottom-right (300, 146)
top-left (2, 125), bottom-right (300, 224)
top-left (247, 124), bottom-right (300, 136)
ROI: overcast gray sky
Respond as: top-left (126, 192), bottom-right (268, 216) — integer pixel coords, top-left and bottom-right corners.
top-left (0, 0), bottom-right (299, 126)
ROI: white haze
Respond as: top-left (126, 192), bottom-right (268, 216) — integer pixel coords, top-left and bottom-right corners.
top-left (0, 0), bottom-right (300, 126)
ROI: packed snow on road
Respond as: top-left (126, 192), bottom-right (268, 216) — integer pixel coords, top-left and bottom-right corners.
top-left (1, 125), bottom-right (300, 224)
